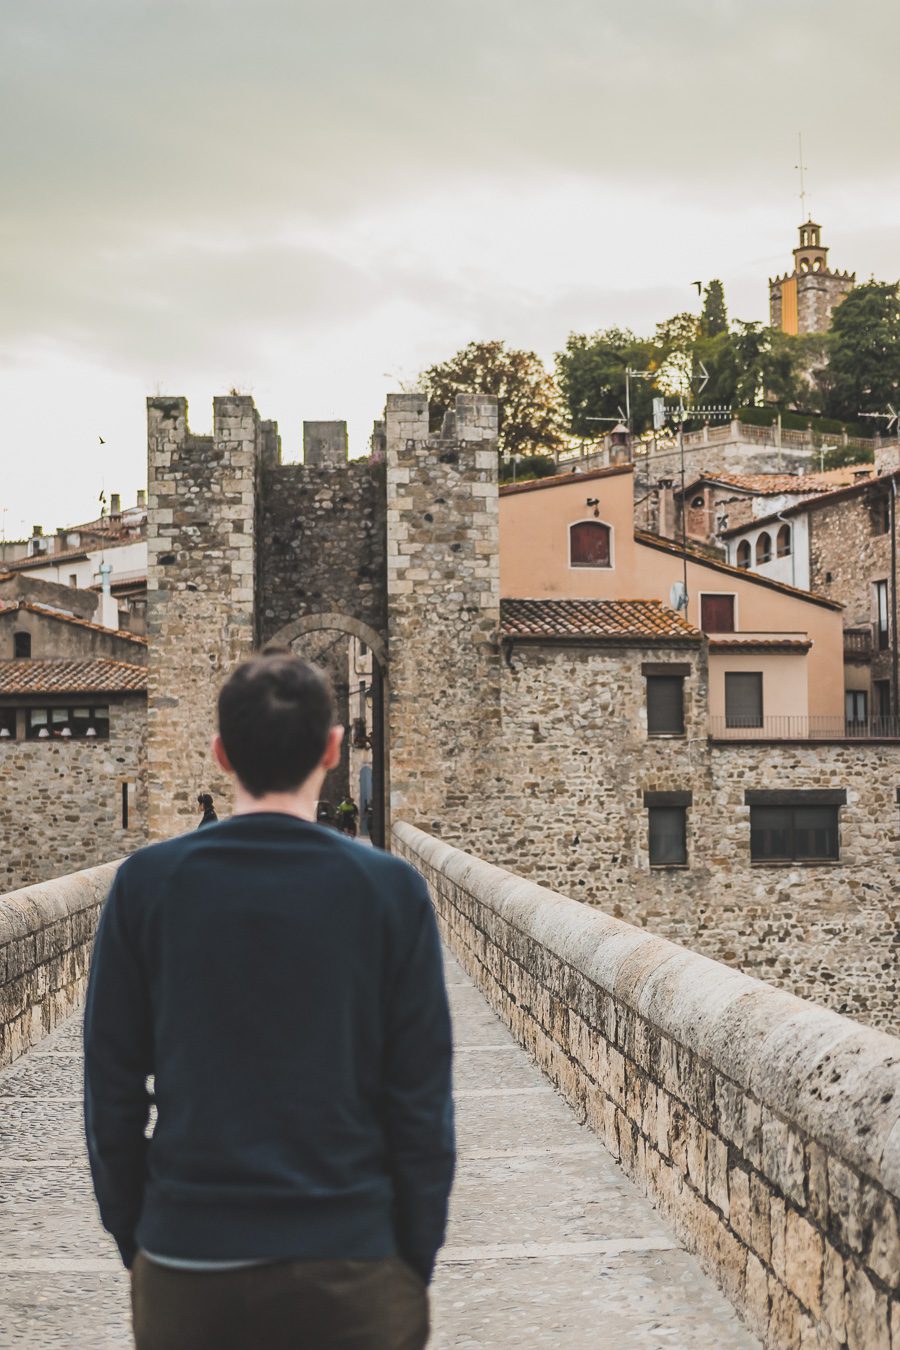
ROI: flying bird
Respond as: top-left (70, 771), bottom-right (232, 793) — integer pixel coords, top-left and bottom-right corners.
top-left (98, 435), bottom-right (106, 444)
top-left (692, 281), bottom-right (703, 295)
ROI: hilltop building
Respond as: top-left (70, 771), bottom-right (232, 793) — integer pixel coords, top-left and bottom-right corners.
top-left (769, 219), bottom-right (855, 334)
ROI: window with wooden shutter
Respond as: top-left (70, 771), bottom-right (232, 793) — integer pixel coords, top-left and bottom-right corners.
top-left (648, 807), bottom-right (688, 866)
top-left (646, 676), bottom-right (684, 736)
top-left (700, 593), bottom-right (735, 632)
top-left (725, 672), bottom-right (763, 728)
top-left (570, 521), bottom-right (611, 568)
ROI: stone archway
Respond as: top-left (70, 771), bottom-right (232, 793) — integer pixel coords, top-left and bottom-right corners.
top-left (266, 613), bottom-right (389, 847)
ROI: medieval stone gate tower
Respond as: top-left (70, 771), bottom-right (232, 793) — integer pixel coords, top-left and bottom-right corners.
top-left (146, 391), bottom-right (501, 842)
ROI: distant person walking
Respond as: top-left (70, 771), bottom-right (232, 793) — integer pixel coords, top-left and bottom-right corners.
top-left (196, 792), bottom-right (218, 827)
top-left (84, 652), bottom-right (454, 1349)
top-left (336, 795), bottom-right (359, 838)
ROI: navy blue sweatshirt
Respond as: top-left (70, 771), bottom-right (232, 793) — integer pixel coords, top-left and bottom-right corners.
top-left (83, 814), bottom-right (455, 1283)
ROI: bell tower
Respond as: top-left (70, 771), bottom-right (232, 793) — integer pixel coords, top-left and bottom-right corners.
top-left (769, 218), bottom-right (855, 336)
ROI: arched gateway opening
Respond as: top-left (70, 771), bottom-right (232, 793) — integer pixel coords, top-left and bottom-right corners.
top-left (265, 613), bottom-right (388, 848)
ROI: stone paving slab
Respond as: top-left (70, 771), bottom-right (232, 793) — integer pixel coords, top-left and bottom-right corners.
top-left (0, 949), bottom-right (758, 1348)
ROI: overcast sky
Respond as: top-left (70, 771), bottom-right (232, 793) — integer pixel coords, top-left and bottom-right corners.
top-left (2, 0), bottom-right (899, 535)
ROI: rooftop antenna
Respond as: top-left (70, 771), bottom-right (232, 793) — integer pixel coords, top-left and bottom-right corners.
top-left (795, 132), bottom-right (809, 220)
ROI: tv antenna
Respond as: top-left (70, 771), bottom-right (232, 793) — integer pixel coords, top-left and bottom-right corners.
top-left (859, 405), bottom-right (899, 437)
top-left (795, 132), bottom-right (809, 219)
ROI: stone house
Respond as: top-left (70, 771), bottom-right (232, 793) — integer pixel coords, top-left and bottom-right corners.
top-left (0, 596), bottom-right (148, 889)
top-left (721, 465), bottom-right (900, 729)
top-left (671, 465), bottom-right (864, 557)
top-left (8, 492), bottom-right (148, 633)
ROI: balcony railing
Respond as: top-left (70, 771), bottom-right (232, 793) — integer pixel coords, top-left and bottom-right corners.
top-left (843, 627), bottom-right (873, 659)
top-left (709, 715), bottom-right (900, 741)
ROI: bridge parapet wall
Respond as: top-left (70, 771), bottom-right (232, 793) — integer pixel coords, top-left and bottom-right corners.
top-left (0, 861), bottom-right (118, 1069)
top-left (395, 822), bottom-right (900, 1348)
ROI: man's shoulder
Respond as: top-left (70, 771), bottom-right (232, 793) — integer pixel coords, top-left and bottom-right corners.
top-left (331, 836), bottom-right (430, 906)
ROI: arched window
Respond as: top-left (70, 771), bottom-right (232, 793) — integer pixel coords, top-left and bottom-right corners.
top-left (570, 520), bottom-right (611, 568)
top-left (776, 524), bottom-right (792, 558)
top-left (756, 532), bottom-right (772, 565)
top-left (736, 540), bottom-right (751, 570)
top-left (14, 631), bottom-right (31, 659)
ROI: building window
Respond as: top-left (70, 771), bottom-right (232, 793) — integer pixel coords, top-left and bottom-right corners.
top-left (26, 705), bottom-right (110, 739)
top-left (121, 782), bottom-right (130, 829)
top-left (756, 532), bottom-right (772, 565)
top-left (736, 540), bottom-right (751, 570)
top-left (725, 672), bottom-right (763, 728)
top-left (875, 580), bottom-right (890, 650)
top-left (570, 520), bottom-right (612, 568)
top-left (747, 790), bottom-right (844, 863)
top-left (644, 791), bottom-right (691, 867)
top-left (872, 496), bottom-right (890, 537)
top-left (69, 573), bottom-right (79, 588)
top-left (700, 593), bottom-right (735, 633)
top-left (845, 689), bottom-right (868, 729)
top-left (0, 708), bottom-right (16, 739)
top-left (14, 632), bottom-right (31, 659)
top-left (691, 494), bottom-right (705, 509)
top-left (875, 679), bottom-right (892, 721)
top-left (645, 675), bottom-right (685, 736)
top-left (776, 524), bottom-right (792, 558)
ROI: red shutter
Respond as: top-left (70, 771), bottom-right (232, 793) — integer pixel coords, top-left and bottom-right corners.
top-left (570, 522), bottom-right (610, 567)
top-left (700, 594), bottom-right (735, 633)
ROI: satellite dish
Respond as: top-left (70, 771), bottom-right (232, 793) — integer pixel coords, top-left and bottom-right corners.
top-left (669, 581), bottom-right (688, 612)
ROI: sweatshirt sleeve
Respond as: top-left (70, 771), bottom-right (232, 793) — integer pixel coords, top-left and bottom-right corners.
top-left (83, 866), bottom-right (154, 1268)
top-left (383, 879), bottom-right (455, 1284)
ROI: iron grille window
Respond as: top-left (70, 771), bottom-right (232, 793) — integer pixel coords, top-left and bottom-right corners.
top-left (725, 672), bottom-right (763, 728)
top-left (648, 806), bottom-right (687, 866)
top-left (646, 676), bottom-right (684, 736)
top-left (750, 805), bottom-right (839, 862)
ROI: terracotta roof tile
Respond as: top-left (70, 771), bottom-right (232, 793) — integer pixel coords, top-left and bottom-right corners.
top-left (682, 467), bottom-right (868, 496)
top-left (5, 536), bottom-right (141, 572)
top-left (500, 598), bottom-right (700, 643)
top-left (499, 464), bottom-right (633, 496)
top-left (0, 601), bottom-right (147, 645)
top-left (0, 658), bottom-right (147, 696)
top-left (708, 638), bottom-right (812, 653)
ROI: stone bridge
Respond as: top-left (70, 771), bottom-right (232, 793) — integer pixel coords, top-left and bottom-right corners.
top-left (1, 833), bottom-right (898, 1348)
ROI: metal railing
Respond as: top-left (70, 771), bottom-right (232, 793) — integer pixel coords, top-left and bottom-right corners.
top-left (843, 627), bottom-right (873, 658)
top-left (709, 714), bottom-right (900, 740)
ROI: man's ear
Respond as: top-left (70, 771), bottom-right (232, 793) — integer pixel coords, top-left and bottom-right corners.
top-left (321, 724), bottom-right (344, 773)
top-left (212, 734), bottom-right (234, 776)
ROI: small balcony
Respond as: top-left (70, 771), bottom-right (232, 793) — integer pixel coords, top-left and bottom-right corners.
top-left (709, 714), bottom-right (900, 741)
top-left (843, 627), bottom-right (873, 661)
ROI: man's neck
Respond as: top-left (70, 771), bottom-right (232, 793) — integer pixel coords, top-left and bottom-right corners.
top-left (231, 782), bottom-right (321, 822)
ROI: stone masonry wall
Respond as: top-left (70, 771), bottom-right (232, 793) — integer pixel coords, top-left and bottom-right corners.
top-left (396, 822), bottom-right (900, 1350)
top-left (0, 697), bottom-right (147, 892)
top-left (809, 486), bottom-right (895, 689)
top-left (451, 639), bottom-right (899, 1033)
top-left (146, 397), bottom-right (259, 839)
top-left (0, 860), bottom-right (120, 1068)
top-left (256, 459), bottom-right (386, 648)
top-left (386, 393), bottom-right (502, 835)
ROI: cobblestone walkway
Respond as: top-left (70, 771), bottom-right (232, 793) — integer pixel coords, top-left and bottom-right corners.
top-left (0, 949), bottom-right (757, 1348)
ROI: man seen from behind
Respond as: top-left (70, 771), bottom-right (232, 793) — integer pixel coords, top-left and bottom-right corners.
top-left (84, 652), bottom-right (455, 1350)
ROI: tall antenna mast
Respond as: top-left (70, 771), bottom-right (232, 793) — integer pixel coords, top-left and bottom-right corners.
top-left (795, 132), bottom-right (809, 220)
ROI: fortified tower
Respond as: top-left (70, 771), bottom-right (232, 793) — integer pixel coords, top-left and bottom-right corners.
top-left (769, 219), bottom-right (855, 334)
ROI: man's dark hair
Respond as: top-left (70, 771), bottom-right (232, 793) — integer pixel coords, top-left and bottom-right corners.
top-left (217, 653), bottom-right (336, 798)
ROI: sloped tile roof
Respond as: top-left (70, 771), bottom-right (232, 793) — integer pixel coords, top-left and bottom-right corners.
top-left (634, 531), bottom-right (843, 610)
top-left (500, 598), bottom-right (700, 643)
top-left (0, 601), bottom-right (147, 645)
top-left (708, 637), bottom-right (812, 653)
top-left (499, 464), bottom-right (633, 496)
top-left (683, 467), bottom-right (868, 496)
top-left (0, 658), bottom-right (147, 695)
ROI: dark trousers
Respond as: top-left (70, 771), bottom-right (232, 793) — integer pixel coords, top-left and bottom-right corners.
top-left (131, 1252), bottom-right (429, 1350)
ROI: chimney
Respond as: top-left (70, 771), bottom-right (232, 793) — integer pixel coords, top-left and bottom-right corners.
top-left (32, 525), bottom-right (42, 538)
top-left (110, 493), bottom-right (121, 517)
top-left (136, 489), bottom-right (146, 509)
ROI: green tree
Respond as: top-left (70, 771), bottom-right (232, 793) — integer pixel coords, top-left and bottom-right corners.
top-left (555, 328), bottom-right (657, 435)
top-left (421, 340), bottom-right (564, 460)
top-left (821, 282), bottom-right (900, 421)
top-left (700, 280), bottom-right (728, 337)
